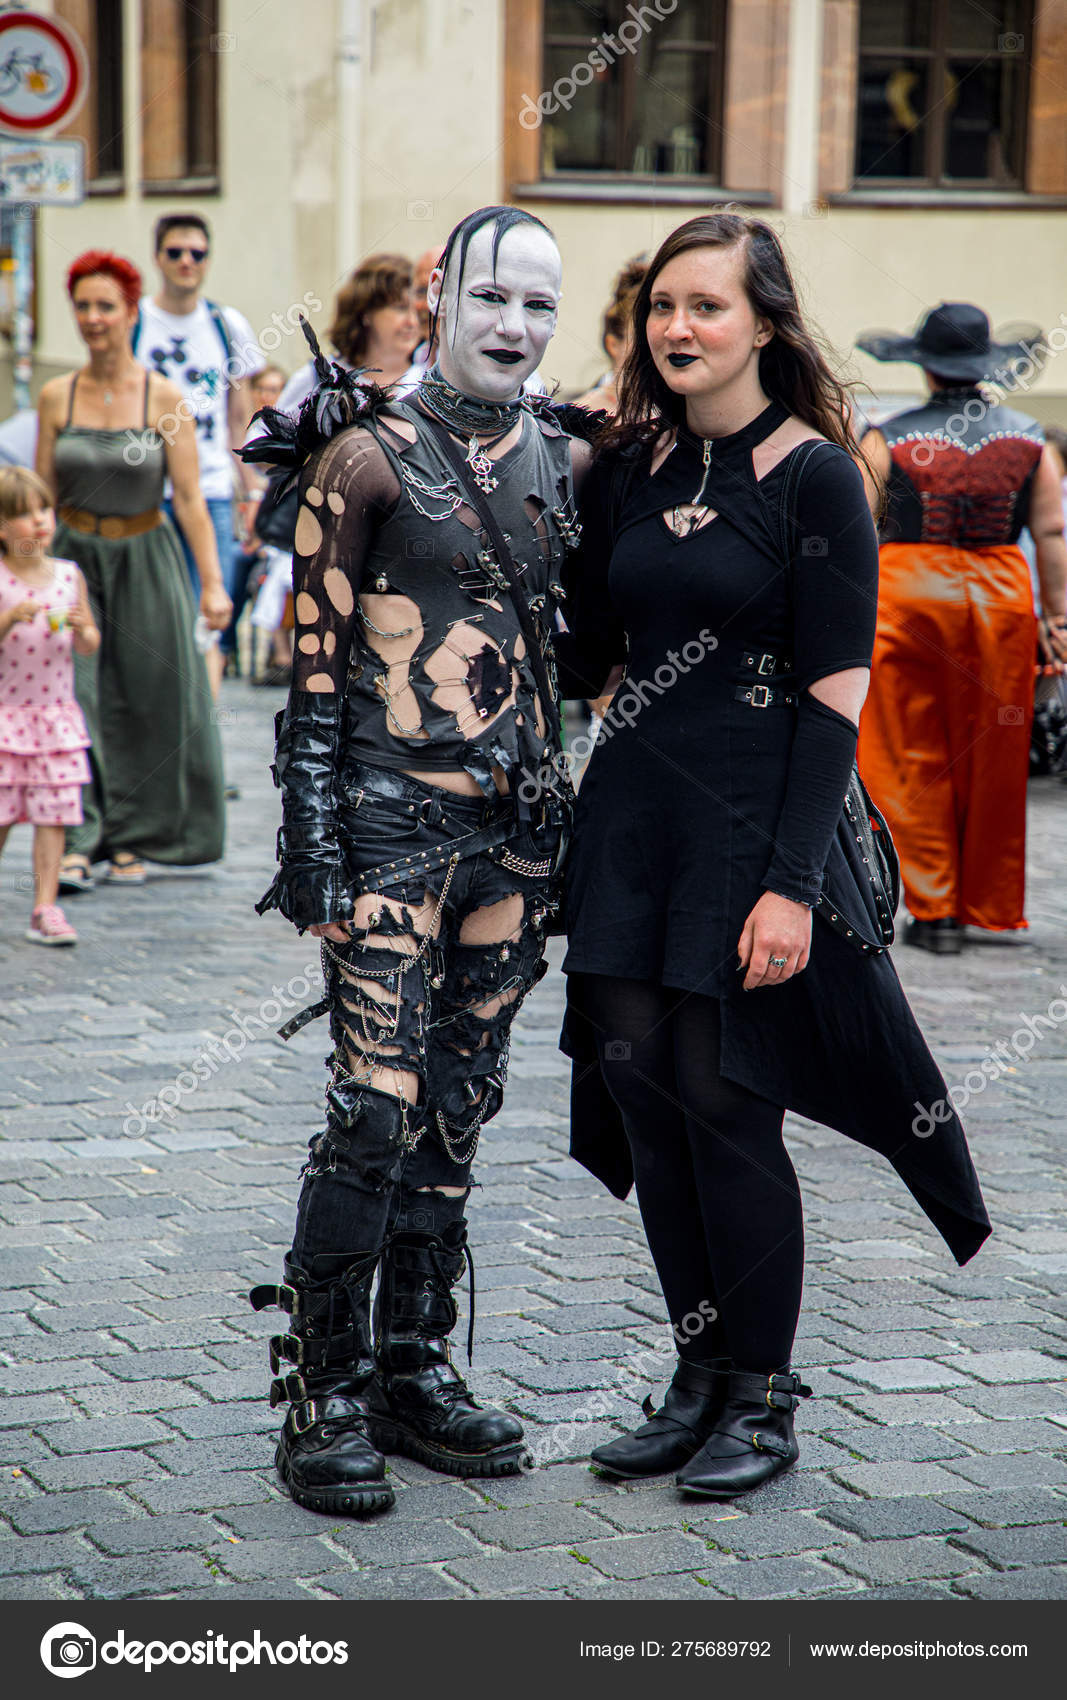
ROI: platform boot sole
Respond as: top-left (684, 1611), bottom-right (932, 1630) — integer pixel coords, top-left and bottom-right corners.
top-left (365, 1414), bottom-right (530, 1477)
top-left (274, 1443), bottom-right (395, 1517)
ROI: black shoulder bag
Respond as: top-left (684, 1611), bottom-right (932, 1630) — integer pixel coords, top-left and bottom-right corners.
top-left (778, 442), bottom-right (900, 952)
top-left (678, 436), bottom-right (899, 954)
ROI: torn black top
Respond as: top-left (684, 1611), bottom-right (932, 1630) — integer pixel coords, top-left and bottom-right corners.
top-left (290, 397), bottom-right (590, 800)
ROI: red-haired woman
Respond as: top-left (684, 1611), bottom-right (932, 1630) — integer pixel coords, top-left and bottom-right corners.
top-left (36, 250), bottom-right (229, 887)
top-left (556, 214), bottom-right (990, 1501)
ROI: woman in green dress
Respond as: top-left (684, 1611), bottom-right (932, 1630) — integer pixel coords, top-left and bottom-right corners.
top-left (35, 250), bottom-right (231, 886)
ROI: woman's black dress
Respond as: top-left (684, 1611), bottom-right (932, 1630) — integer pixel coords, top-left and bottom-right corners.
top-left (555, 403), bottom-right (991, 1266)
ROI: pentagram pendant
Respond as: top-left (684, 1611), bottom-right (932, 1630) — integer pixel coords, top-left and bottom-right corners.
top-left (466, 435), bottom-right (498, 496)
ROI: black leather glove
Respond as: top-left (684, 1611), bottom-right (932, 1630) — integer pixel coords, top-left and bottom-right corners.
top-left (761, 693), bottom-right (858, 908)
top-left (255, 690), bottom-right (355, 929)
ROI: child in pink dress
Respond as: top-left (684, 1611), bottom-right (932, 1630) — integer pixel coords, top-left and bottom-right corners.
top-left (0, 467), bottom-right (99, 944)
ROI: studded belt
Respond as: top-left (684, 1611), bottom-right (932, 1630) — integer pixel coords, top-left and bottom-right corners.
top-left (351, 815), bottom-right (517, 893)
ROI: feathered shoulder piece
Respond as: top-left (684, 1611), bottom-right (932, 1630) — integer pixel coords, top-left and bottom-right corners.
top-left (237, 316), bottom-right (395, 473)
top-left (524, 393), bottom-right (612, 445)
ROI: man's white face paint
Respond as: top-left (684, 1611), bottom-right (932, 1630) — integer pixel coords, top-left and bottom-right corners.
top-left (427, 220), bottom-right (561, 403)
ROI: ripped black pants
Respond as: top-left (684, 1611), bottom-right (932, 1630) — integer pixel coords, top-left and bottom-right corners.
top-left (290, 762), bottom-right (561, 1277)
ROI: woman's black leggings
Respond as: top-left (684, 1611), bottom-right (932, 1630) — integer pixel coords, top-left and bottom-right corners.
top-left (573, 974), bottom-right (805, 1372)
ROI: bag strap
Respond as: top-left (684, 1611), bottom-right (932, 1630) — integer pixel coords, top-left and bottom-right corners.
top-left (418, 411), bottom-right (563, 750)
top-left (777, 438), bottom-right (833, 565)
top-left (204, 299), bottom-right (235, 367)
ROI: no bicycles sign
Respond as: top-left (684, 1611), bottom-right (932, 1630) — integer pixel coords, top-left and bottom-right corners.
top-left (0, 10), bottom-right (87, 135)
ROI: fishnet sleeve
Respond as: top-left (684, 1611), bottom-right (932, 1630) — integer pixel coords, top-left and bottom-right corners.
top-left (290, 427), bottom-right (401, 692)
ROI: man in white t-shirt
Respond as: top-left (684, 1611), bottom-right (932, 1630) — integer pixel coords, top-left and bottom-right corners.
top-left (134, 213), bottom-right (263, 689)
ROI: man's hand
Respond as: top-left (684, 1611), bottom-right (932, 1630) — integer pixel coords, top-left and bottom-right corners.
top-left (737, 890), bottom-right (813, 991)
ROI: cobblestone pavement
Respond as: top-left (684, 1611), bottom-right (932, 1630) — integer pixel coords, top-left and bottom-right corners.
top-left (1, 682), bottom-right (1065, 1603)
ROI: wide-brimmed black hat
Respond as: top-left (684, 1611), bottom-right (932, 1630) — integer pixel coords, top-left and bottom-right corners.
top-left (857, 302), bottom-right (1044, 382)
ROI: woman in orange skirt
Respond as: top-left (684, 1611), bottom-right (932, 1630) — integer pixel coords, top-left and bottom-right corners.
top-left (856, 303), bottom-right (1067, 952)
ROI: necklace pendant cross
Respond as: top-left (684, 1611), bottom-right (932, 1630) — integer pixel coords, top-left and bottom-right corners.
top-left (467, 436), bottom-right (499, 495)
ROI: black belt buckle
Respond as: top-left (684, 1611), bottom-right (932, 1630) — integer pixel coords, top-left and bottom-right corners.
top-left (750, 684), bottom-right (771, 708)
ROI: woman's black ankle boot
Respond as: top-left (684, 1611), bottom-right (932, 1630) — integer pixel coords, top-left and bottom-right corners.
top-left (590, 1358), bottom-right (731, 1480)
top-left (675, 1368), bottom-right (812, 1499)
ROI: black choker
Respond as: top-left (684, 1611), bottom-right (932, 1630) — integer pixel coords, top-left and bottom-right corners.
top-left (417, 364), bottom-right (525, 436)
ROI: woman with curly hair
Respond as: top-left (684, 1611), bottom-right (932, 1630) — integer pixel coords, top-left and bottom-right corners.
top-left (36, 250), bottom-right (228, 887)
top-left (274, 254), bottom-right (419, 413)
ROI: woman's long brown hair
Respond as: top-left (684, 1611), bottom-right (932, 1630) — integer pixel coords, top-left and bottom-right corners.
top-left (603, 213), bottom-right (876, 489)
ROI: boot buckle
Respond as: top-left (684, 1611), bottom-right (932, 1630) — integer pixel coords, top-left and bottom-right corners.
top-left (250, 1283), bottom-right (297, 1316)
top-left (269, 1333), bottom-right (305, 1374)
top-left (270, 1371), bottom-right (308, 1410)
top-left (289, 1398), bottom-right (321, 1436)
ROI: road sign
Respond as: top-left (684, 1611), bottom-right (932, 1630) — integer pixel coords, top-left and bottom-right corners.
top-left (0, 10), bottom-right (87, 135)
top-left (0, 137), bottom-right (83, 204)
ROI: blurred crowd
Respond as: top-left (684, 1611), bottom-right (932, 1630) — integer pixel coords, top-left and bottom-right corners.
top-left (0, 210), bottom-right (1064, 953)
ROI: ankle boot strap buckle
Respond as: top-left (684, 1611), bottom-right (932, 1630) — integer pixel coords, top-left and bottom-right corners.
top-left (751, 1429), bottom-right (793, 1459)
top-left (764, 1371), bottom-right (812, 1410)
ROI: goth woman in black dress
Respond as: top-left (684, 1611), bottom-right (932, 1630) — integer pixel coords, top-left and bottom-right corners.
top-left (555, 214), bottom-right (990, 1501)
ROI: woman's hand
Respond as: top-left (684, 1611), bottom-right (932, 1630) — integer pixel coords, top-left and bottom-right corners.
top-left (1038, 615), bottom-right (1067, 671)
top-left (737, 890), bottom-right (812, 991)
top-left (309, 921), bottom-right (352, 943)
top-left (200, 584), bottom-right (233, 630)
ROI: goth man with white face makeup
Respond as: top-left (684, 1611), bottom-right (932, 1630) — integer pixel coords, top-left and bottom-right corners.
top-left (243, 208), bottom-right (599, 1518)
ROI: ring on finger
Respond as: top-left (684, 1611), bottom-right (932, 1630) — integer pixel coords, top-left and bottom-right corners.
top-left (768, 955), bottom-right (788, 969)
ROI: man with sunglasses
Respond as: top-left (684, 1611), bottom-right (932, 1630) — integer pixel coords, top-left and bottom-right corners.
top-left (135, 214), bottom-right (263, 691)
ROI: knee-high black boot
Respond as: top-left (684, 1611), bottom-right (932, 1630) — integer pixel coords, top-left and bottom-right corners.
top-left (365, 1196), bottom-right (527, 1477)
top-left (675, 1368), bottom-right (813, 1500)
top-left (250, 1252), bottom-right (394, 1517)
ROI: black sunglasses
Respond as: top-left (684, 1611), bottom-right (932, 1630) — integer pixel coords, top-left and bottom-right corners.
top-left (163, 245), bottom-right (209, 262)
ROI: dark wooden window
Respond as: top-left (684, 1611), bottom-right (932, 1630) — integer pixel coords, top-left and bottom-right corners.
top-left (856, 0), bottom-right (1031, 186)
top-left (142, 0), bottom-right (220, 193)
top-left (538, 0), bottom-right (726, 183)
top-left (54, 0), bottom-right (125, 192)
